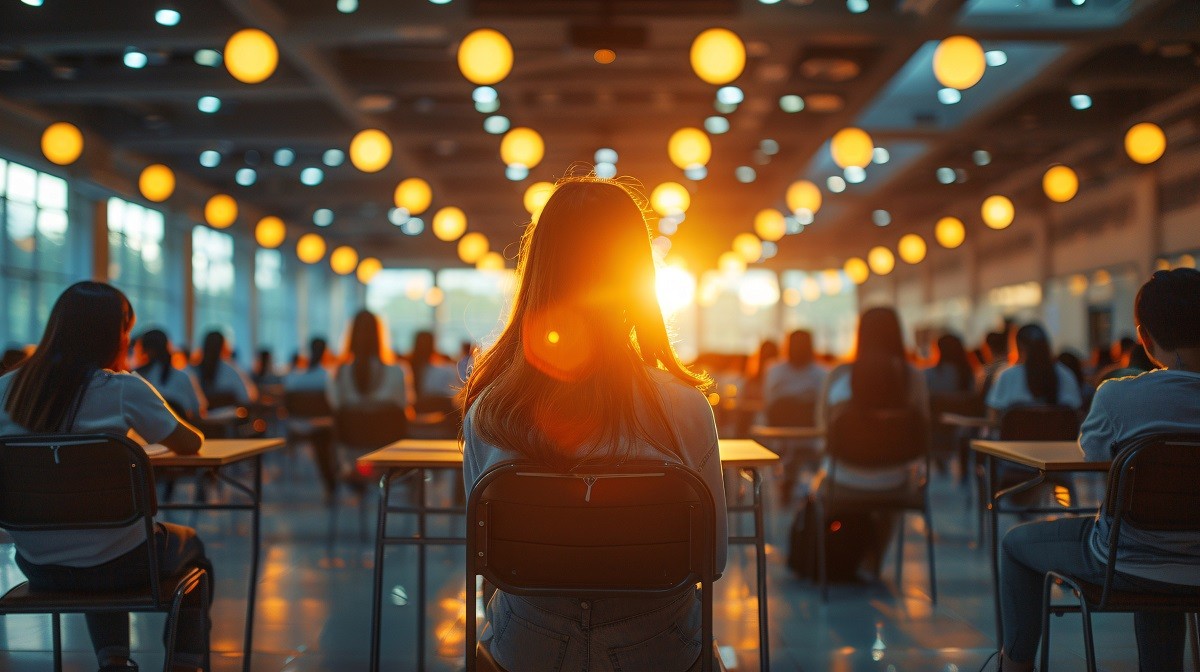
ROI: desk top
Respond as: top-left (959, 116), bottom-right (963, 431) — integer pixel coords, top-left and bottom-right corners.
top-left (941, 413), bottom-right (994, 429)
top-left (150, 438), bottom-right (284, 468)
top-left (970, 440), bottom-right (1109, 472)
top-left (749, 425), bottom-right (824, 440)
top-left (357, 438), bottom-right (780, 470)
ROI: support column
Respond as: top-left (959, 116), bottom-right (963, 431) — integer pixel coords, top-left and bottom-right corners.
top-left (90, 199), bottom-right (108, 282)
top-left (182, 228), bottom-right (195, 347)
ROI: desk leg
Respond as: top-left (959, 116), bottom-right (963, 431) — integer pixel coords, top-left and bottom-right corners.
top-left (241, 455), bottom-right (262, 672)
top-left (987, 454), bottom-right (1002, 647)
top-left (370, 470), bottom-right (393, 672)
top-left (416, 468), bottom-right (428, 671)
top-left (747, 467), bottom-right (769, 672)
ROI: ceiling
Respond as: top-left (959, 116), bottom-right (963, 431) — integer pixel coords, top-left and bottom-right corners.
top-left (0, 0), bottom-right (1197, 272)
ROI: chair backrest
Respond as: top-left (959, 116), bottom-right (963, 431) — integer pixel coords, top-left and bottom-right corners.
top-left (0, 433), bottom-right (164, 603)
top-left (334, 406), bottom-right (407, 450)
top-left (467, 460), bottom-right (716, 598)
top-left (765, 394), bottom-right (817, 428)
top-left (284, 390), bottom-right (333, 418)
top-left (998, 404), bottom-right (1079, 441)
top-left (826, 405), bottom-right (928, 468)
top-left (1105, 434), bottom-right (1200, 533)
top-left (205, 391), bottom-right (239, 410)
top-left (929, 391), bottom-right (985, 424)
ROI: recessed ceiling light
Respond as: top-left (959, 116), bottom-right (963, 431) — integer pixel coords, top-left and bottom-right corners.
top-left (872, 210), bottom-right (891, 227)
top-left (684, 165), bottom-right (707, 181)
top-left (336, 0), bottom-right (358, 12)
top-left (704, 116), bottom-right (730, 134)
top-left (827, 176), bottom-right (846, 193)
top-left (194, 49), bottom-right (221, 67)
top-left (735, 166), bottom-right (756, 183)
top-left (936, 167), bottom-right (956, 184)
top-left (472, 86), bottom-right (498, 104)
top-left (388, 208), bottom-right (410, 225)
top-left (716, 86), bottom-right (744, 105)
top-left (235, 168), bottom-right (257, 186)
top-left (594, 148), bottom-right (618, 164)
top-left (274, 148), bottom-right (295, 167)
top-left (197, 95), bottom-right (221, 113)
top-left (313, 209), bottom-right (334, 227)
top-left (760, 139), bottom-right (779, 156)
top-left (779, 95), bottom-right (805, 113)
top-left (400, 217), bottom-right (424, 235)
top-left (21, 0), bottom-right (44, 6)
top-left (1070, 94), bottom-right (1092, 110)
top-left (123, 50), bottom-right (149, 69)
top-left (714, 101), bottom-right (738, 114)
top-left (155, 8), bottom-right (181, 26)
top-left (322, 149), bottom-right (345, 167)
top-left (505, 164), bottom-right (529, 181)
top-left (483, 115), bottom-right (510, 134)
top-left (595, 162), bottom-right (617, 178)
top-left (474, 99), bottom-right (500, 114)
top-left (985, 50), bottom-right (1007, 67)
top-left (972, 150), bottom-right (992, 166)
top-left (429, 0), bottom-right (452, 4)
top-left (847, 0), bottom-right (869, 13)
top-left (844, 166), bottom-right (866, 184)
top-left (873, 147), bottom-right (890, 164)
top-left (199, 150), bottom-right (221, 168)
top-left (938, 87), bottom-right (962, 105)
top-left (300, 167), bottom-right (324, 186)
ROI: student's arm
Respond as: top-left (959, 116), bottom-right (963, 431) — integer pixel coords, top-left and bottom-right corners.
top-left (1079, 380), bottom-right (1120, 461)
top-left (123, 374), bottom-right (204, 455)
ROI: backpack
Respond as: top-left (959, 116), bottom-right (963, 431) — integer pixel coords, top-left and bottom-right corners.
top-left (787, 492), bottom-right (879, 583)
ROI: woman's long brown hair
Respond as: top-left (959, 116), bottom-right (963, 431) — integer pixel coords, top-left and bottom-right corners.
top-left (458, 174), bottom-right (709, 468)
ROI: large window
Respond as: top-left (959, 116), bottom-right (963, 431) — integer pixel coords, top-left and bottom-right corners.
top-left (780, 270), bottom-right (858, 357)
top-left (192, 226), bottom-right (237, 349)
top-left (108, 197), bottom-right (172, 333)
top-left (255, 248), bottom-right (296, 362)
top-left (697, 270), bottom-right (781, 354)
top-left (366, 269), bottom-right (435, 355)
top-left (0, 158), bottom-right (73, 347)
top-left (436, 269), bottom-right (515, 354)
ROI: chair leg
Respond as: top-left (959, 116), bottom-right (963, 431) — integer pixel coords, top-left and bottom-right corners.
top-left (923, 506), bottom-right (937, 604)
top-left (1080, 602), bottom-right (1097, 672)
top-left (52, 613), bottom-right (62, 672)
top-left (1039, 575), bottom-right (1055, 672)
top-left (815, 497), bottom-right (829, 603)
top-left (1189, 613), bottom-right (1200, 672)
top-left (894, 511), bottom-right (905, 593)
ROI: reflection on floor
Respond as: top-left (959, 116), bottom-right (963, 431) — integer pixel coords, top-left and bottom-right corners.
top-left (0, 449), bottom-right (1148, 671)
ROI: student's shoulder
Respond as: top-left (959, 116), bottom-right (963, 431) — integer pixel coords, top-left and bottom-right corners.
top-left (647, 367), bottom-right (709, 407)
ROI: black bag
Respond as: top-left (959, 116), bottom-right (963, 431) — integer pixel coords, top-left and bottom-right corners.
top-left (787, 493), bottom-right (878, 583)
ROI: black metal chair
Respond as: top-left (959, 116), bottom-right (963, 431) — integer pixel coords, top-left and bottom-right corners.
top-left (1040, 433), bottom-right (1200, 672)
top-left (760, 394), bottom-right (819, 505)
top-left (333, 406), bottom-right (409, 539)
top-left (0, 433), bottom-right (211, 672)
top-left (817, 406), bottom-right (936, 603)
top-left (995, 404), bottom-right (1082, 508)
top-left (465, 460), bottom-right (720, 672)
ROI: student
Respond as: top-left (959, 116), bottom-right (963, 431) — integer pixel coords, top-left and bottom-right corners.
top-left (764, 330), bottom-right (826, 411)
top-left (924, 333), bottom-right (975, 396)
top-left (0, 282), bottom-right (211, 672)
top-left (284, 338), bottom-right (330, 392)
top-left (995, 268), bottom-right (1200, 671)
top-left (252, 349), bottom-right (283, 391)
top-left (191, 331), bottom-right (257, 408)
top-left (459, 177), bottom-right (727, 671)
top-left (135, 329), bottom-right (207, 419)
top-left (328, 311), bottom-right (414, 415)
top-left (985, 323), bottom-right (1083, 416)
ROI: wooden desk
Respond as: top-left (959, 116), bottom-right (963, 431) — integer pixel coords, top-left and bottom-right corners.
top-left (969, 439), bottom-right (1109, 646)
top-left (940, 413), bottom-right (994, 430)
top-left (358, 438), bottom-right (779, 672)
top-left (153, 438), bottom-right (284, 672)
top-left (748, 425), bottom-right (824, 441)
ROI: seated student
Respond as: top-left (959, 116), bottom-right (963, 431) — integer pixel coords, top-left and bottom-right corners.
top-left (986, 323), bottom-right (1083, 417)
top-left (924, 333), bottom-right (975, 397)
top-left (764, 330), bottom-right (826, 414)
top-left (284, 338), bottom-right (331, 392)
top-left (252, 349), bottom-right (283, 391)
top-left (0, 282), bottom-right (211, 672)
top-left (191, 331), bottom-right (257, 409)
top-left (460, 177), bottom-right (727, 671)
top-left (407, 330), bottom-right (458, 412)
top-left (328, 312), bottom-right (415, 421)
top-left (135, 329), bottom-right (208, 420)
top-left (995, 268), bottom-right (1200, 671)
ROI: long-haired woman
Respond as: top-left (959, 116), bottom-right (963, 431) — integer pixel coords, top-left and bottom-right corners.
top-left (985, 323), bottom-right (1082, 415)
top-left (329, 311), bottom-right (414, 413)
top-left (925, 333), bottom-right (975, 395)
top-left (135, 328), bottom-right (207, 419)
top-left (459, 176), bottom-right (727, 671)
top-left (0, 282), bottom-right (211, 672)
top-left (192, 330), bottom-right (257, 409)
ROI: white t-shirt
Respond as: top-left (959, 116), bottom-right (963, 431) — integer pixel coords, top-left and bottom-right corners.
top-left (1081, 369), bottom-right (1200, 585)
top-left (985, 362), bottom-right (1082, 411)
top-left (420, 363), bottom-right (459, 398)
top-left (763, 361), bottom-right (827, 408)
top-left (328, 360), bottom-right (413, 410)
top-left (0, 369), bottom-right (181, 567)
top-left (191, 361), bottom-right (257, 407)
top-left (137, 362), bottom-right (206, 418)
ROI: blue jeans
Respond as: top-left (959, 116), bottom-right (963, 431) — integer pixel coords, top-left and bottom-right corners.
top-left (16, 522), bottom-right (212, 668)
top-left (483, 588), bottom-right (702, 672)
top-left (1001, 516), bottom-right (1200, 670)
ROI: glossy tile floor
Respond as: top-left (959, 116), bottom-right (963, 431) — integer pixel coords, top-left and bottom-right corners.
top-left (0, 447), bottom-right (1159, 671)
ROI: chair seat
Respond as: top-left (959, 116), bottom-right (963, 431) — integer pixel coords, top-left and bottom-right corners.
top-left (0, 567), bottom-right (205, 614)
top-left (1057, 575), bottom-right (1200, 612)
top-left (828, 482), bottom-right (926, 510)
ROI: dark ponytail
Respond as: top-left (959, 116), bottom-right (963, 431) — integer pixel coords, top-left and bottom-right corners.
top-left (1017, 324), bottom-right (1058, 404)
top-left (136, 329), bottom-right (173, 385)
